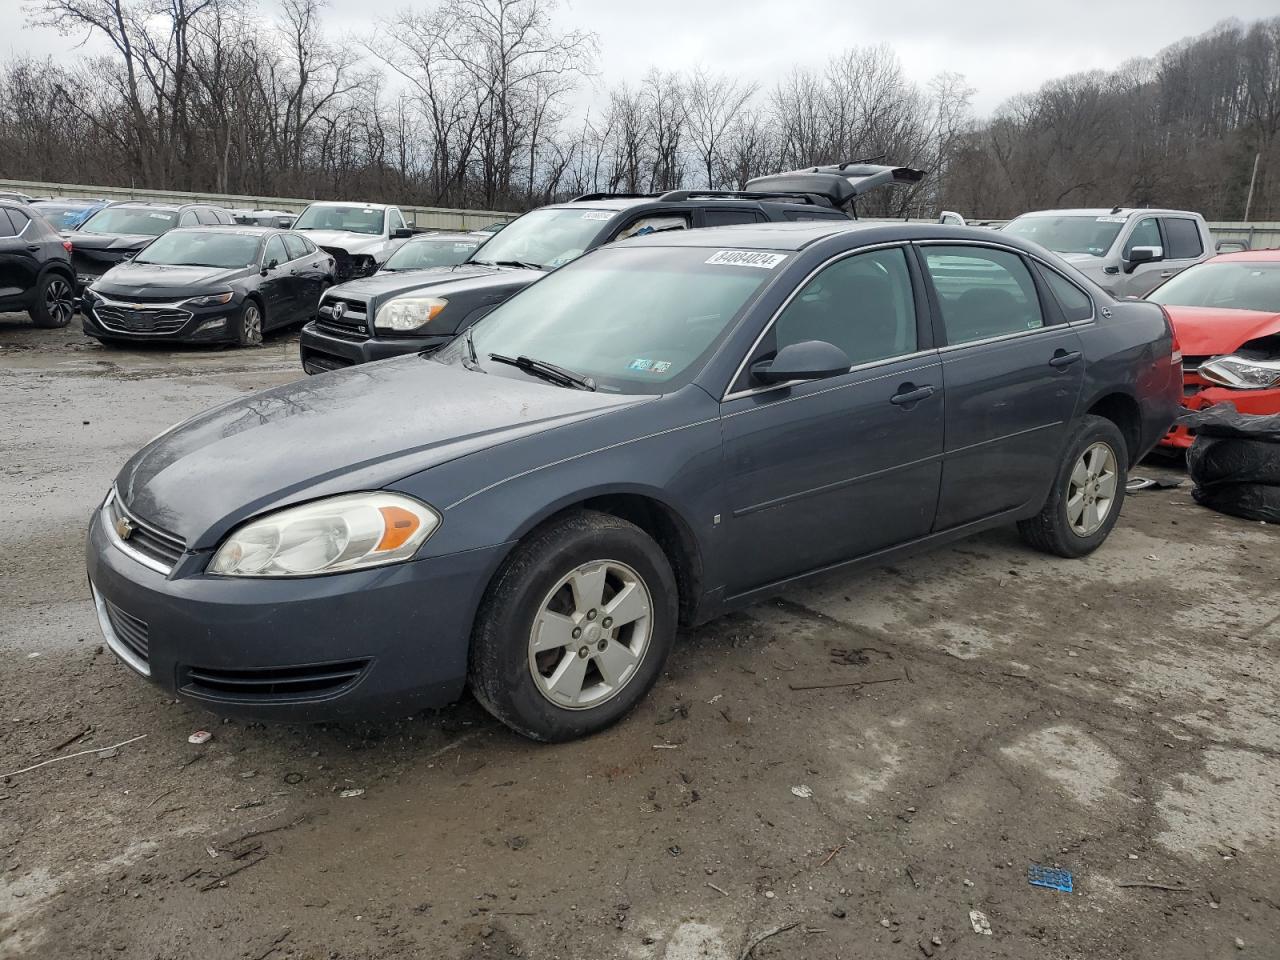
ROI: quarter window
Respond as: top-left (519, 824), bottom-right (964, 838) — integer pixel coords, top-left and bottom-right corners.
top-left (773, 247), bottom-right (918, 366)
top-left (923, 246), bottom-right (1044, 344)
top-left (4, 208), bottom-right (30, 235)
top-left (1038, 265), bottom-right (1094, 322)
top-left (1124, 218), bottom-right (1161, 257)
top-left (0, 209), bottom-right (18, 237)
top-left (1162, 218), bottom-right (1203, 259)
top-left (283, 234), bottom-right (308, 261)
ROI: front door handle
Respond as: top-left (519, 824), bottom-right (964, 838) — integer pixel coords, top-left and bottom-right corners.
top-left (26, 244), bottom-right (40, 252)
top-left (889, 383), bottom-right (936, 406)
top-left (1049, 350), bottom-right (1082, 369)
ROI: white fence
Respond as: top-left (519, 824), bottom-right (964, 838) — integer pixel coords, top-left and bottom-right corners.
top-left (0, 179), bottom-right (518, 231)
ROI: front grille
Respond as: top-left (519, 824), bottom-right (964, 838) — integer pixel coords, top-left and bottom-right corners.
top-left (107, 494), bottom-right (186, 571)
top-left (94, 302), bottom-right (192, 335)
top-left (181, 660), bottom-right (371, 703)
top-left (316, 296), bottom-right (370, 340)
top-left (104, 598), bottom-right (149, 664)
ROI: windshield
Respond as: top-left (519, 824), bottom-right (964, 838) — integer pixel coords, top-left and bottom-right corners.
top-left (31, 201), bottom-right (93, 226)
top-left (437, 245), bottom-right (782, 394)
top-left (1003, 215), bottom-right (1126, 258)
top-left (294, 205), bottom-right (384, 236)
top-left (1148, 260), bottom-right (1280, 313)
top-left (383, 237), bottom-right (482, 272)
top-left (468, 207), bottom-right (615, 270)
top-left (135, 231), bottom-right (261, 269)
top-left (79, 207), bottom-right (177, 237)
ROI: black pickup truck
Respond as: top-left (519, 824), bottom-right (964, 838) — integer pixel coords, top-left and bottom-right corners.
top-left (298, 163), bottom-right (924, 374)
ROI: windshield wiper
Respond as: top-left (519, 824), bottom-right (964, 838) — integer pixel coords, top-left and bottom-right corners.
top-left (472, 259), bottom-right (543, 271)
top-left (488, 353), bottom-right (596, 391)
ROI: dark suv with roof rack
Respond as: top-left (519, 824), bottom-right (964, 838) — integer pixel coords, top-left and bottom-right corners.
top-left (66, 201), bottom-right (235, 294)
top-left (298, 164), bottom-right (924, 374)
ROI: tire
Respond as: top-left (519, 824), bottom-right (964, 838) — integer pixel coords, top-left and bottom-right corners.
top-left (469, 510), bottom-right (679, 742)
top-left (235, 298), bottom-right (264, 347)
top-left (30, 273), bottom-right (74, 328)
top-left (1018, 415), bottom-right (1128, 558)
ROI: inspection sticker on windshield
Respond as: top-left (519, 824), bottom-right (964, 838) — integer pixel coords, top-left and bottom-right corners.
top-left (706, 250), bottom-right (787, 269)
top-left (581, 211), bottom-right (615, 221)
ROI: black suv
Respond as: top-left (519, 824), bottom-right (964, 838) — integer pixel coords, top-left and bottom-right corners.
top-left (67, 201), bottom-right (236, 293)
top-left (0, 200), bottom-right (76, 328)
top-left (298, 164), bottom-right (924, 373)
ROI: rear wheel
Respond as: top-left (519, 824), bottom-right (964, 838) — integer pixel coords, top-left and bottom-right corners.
top-left (235, 299), bottom-right (263, 347)
top-left (31, 274), bottom-right (74, 328)
top-left (469, 511), bottom-right (678, 742)
top-left (1018, 415), bottom-right (1127, 558)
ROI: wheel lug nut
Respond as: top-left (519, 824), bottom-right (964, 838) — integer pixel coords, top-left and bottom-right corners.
top-left (597, 639), bottom-right (608, 651)
top-left (578, 646), bottom-right (589, 658)
top-left (586, 609), bottom-right (597, 621)
top-left (571, 627), bottom-right (582, 639)
top-left (602, 617), bottom-right (613, 628)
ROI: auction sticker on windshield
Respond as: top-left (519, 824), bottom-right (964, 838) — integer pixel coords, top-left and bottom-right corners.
top-left (705, 250), bottom-right (787, 269)
top-left (581, 211), bottom-right (614, 220)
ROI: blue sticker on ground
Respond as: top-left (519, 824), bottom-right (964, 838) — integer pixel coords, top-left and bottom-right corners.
top-left (1028, 865), bottom-right (1073, 892)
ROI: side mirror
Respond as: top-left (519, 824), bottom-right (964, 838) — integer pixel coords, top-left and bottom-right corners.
top-left (750, 340), bottom-right (851, 386)
top-left (392, 227), bottom-right (413, 239)
top-left (262, 258), bottom-right (278, 275)
top-left (1123, 245), bottom-right (1162, 273)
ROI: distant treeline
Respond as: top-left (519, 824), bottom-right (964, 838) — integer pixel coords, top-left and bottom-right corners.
top-left (1, 2), bottom-right (1277, 220)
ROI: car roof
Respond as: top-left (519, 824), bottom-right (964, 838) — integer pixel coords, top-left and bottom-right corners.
top-left (610, 220), bottom-right (1055, 254)
top-left (303, 200), bottom-right (394, 209)
top-left (1014, 208), bottom-right (1201, 219)
top-left (104, 200), bottom-right (216, 212)
top-left (405, 231), bottom-right (481, 242)
top-left (167, 225), bottom-right (280, 236)
top-left (1210, 249), bottom-right (1280, 263)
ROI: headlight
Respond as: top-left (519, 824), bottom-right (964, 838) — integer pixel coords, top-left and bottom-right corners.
top-left (183, 291), bottom-right (235, 308)
top-left (374, 296), bottom-right (448, 332)
top-left (209, 492), bottom-right (440, 577)
top-left (1198, 355), bottom-right (1280, 390)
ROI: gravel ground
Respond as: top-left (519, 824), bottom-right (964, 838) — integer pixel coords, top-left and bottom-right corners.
top-left (2, 314), bottom-right (1278, 960)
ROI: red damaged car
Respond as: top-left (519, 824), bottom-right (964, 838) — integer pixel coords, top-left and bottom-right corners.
top-left (1147, 249), bottom-right (1280, 448)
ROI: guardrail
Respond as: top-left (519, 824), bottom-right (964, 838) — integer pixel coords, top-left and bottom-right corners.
top-left (0, 179), bottom-right (519, 231)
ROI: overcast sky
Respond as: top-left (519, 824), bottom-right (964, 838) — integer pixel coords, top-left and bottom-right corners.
top-left (5, 0), bottom-right (1277, 115)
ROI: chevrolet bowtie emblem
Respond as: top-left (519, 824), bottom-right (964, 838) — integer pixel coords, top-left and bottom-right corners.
top-left (115, 517), bottom-right (135, 541)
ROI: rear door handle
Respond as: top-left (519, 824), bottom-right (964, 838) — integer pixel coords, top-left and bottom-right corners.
top-left (1159, 271), bottom-right (1175, 278)
top-left (889, 384), bottom-right (936, 406)
top-left (1049, 350), bottom-right (1082, 369)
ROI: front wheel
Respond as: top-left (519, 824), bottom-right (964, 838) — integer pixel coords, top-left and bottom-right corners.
top-left (469, 511), bottom-right (678, 742)
top-left (31, 273), bottom-right (74, 328)
top-left (1018, 415), bottom-right (1128, 558)
top-left (235, 299), bottom-right (264, 347)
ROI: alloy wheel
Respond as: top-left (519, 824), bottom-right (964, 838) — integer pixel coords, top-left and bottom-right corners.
top-left (45, 278), bottom-right (73, 326)
top-left (1067, 441), bottom-right (1118, 537)
top-left (242, 304), bottom-right (262, 344)
top-left (527, 559), bottom-right (653, 710)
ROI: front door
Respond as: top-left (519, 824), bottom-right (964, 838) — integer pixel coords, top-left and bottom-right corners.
top-left (918, 243), bottom-right (1085, 530)
top-left (1117, 215), bottom-right (1167, 298)
top-left (720, 245), bottom-right (943, 594)
top-left (260, 234), bottom-right (297, 326)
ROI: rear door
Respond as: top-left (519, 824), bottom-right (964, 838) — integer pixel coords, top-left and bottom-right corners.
top-left (720, 244), bottom-right (943, 593)
top-left (919, 242), bottom-right (1085, 530)
top-left (0, 208), bottom-right (26, 300)
top-left (1158, 216), bottom-right (1207, 286)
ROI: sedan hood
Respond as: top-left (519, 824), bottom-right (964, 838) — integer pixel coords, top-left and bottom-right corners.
top-left (66, 232), bottom-right (155, 252)
top-left (1163, 306), bottom-right (1280, 356)
top-left (116, 356), bottom-right (642, 548)
top-left (93, 262), bottom-right (252, 300)
top-left (296, 229), bottom-right (384, 254)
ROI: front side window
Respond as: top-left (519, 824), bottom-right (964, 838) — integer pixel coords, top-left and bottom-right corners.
top-left (293, 205), bottom-right (385, 236)
top-left (133, 230), bottom-right (262, 269)
top-left (264, 235), bottom-right (288, 266)
top-left (1124, 218), bottom-right (1161, 257)
top-left (79, 207), bottom-right (177, 237)
top-left (439, 245), bottom-right (782, 394)
top-left (1162, 218), bottom-right (1203, 260)
top-left (1003, 215), bottom-right (1125, 258)
top-left (772, 247), bottom-right (917, 366)
top-left (924, 246), bottom-right (1044, 344)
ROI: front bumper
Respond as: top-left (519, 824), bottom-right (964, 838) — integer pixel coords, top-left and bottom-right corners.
top-left (86, 506), bottom-right (508, 721)
top-left (299, 321), bottom-right (450, 373)
top-left (1159, 385), bottom-right (1280, 449)
top-left (81, 293), bottom-right (243, 343)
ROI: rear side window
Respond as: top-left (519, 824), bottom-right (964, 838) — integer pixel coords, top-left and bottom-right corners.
top-left (283, 234), bottom-right (308, 260)
top-left (0, 209), bottom-right (18, 237)
top-left (4, 208), bottom-right (30, 235)
top-left (703, 209), bottom-right (763, 227)
top-left (923, 246), bottom-right (1044, 344)
top-left (195, 208), bottom-right (221, 225)
top-left (774, 247), bottom-right (918, 366)
top-left (1037, 265), bottom-right (1094, 322)
top-left (1162, 218), bottom-right (1203, 259)
top-left (615, 214), bottom-right (689, 240)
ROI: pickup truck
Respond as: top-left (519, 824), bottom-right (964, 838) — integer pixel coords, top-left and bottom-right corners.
top-left (298, 163), bottom-right (925, 374)
top-left (291, 201), bottom-right (418, 282)
top-left (1002, 207), bottom-right (1215, 298)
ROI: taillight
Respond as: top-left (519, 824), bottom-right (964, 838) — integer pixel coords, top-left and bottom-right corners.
top-left (1157, 304), bottom-right (1182, 365)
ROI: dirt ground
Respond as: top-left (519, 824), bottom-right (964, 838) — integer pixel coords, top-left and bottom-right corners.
top-left (2, 314), bottom-right (1278, 960)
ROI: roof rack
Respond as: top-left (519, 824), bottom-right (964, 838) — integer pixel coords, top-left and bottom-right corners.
top-left (569, 191), bottom-right (659, 202)
top-left (745, 163), bottom-right (926, 213)
top-left (655, 189), bottom-right (835, 207)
